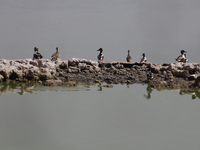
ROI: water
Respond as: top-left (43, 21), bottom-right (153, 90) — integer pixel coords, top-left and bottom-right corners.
top-left (1, 0), bottom-right (200, 149)
top-left (1, 82), bottom-right (200, 150)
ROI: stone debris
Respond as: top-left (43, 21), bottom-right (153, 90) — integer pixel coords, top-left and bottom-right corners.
top-left (0, 57), bottom-right (200, 88)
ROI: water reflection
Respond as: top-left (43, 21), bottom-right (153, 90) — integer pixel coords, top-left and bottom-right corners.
top-left (144, 85), bottom-right (200, 100)
top-left (143, 86), bottom-right (153, 100)
top-left (0, 81), bottom-right (101, 95)
top-left (0, 82), bottom-right (38, 95)
top-left (1, 82), bottom-right (200, 100)
top-left (179, 89), bottom-right (200, 100)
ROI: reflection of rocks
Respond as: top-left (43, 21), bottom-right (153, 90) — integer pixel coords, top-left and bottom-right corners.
top-left (103, 84), bottom-right (113, 88)
top-left (44, 80), bottom-right (76, 86)
top-left (0, 82), bottom-right (101, 95)
top-left (1, 57), bottom-right (200, 88)
top-left (98, 84), bottom-right (113, 88)
top-left (0, 82), bottom-right (20, 95)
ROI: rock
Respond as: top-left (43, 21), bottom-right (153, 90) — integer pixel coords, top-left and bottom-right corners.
top-left (95, 80), bottom-right (101, 83)
top-left (0, 74), bottom-right (4, 81)
top-left (108, 66), bottom-right (117, 73)
top-left (68, 58), bottom-right (79, 67)
top-left (46, 79), bottom-right (62, 84)
top-left (195, 76), bottom-right (200, 87)
top-left (39, 72), bottom-right (53, 81)
top-left (59, 61), bottom-right (68, 69)
top-left (0, 70), bottom-right (8, 80)
top-left (165, 71), bottom-right (173, 80)
top-left (162, 71), bottom-right (167, 75)
top-left (1, 57), bottom-right (200, 88)
top-left (114, 63), bottom-right (124, 69)
top-left (94, 66), bottom-right (101, 72)
top-left (159, 81), bottom-right (168, 87)
top-left (83, 70), bottom-right (90, 74)
top-left (68, 67), bottom-right (79, 73)
top-left (126, 80), bottom-right (131, 84)
top-left (30, 60), bottom-right (38, 67)
top-left (25, 70), bottom-right (35, 80)
top-left (149, 81), bottom-right (168, 88)
top-left (172, 70), bottom-right (189, 78)
top-left (78, 63), bottom-right (87, 70)
top-left (68, 58), bottom-right (98, 68)
top-left (89, 67), bottom-right (95, 73)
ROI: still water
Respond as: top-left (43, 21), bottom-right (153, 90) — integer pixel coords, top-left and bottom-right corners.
top-left (1, 0), bottom-right (200, 149)
top-left (0, 82), bottom-right (200, 150)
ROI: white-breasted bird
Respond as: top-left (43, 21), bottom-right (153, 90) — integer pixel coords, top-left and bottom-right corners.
top-left (185, 69), bottom-right (198, 81)
top-left (97, 48), bottom-right (104, 63)
top-left (140, 53), bottom-right (147, 63)
top-left (175, 50), bottom-right (187, 62)
top-left (33, 47), bottom-right (43, 60)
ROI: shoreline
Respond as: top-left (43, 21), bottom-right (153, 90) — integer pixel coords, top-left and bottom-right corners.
top-left (0, 57), bottom-right (200, 88)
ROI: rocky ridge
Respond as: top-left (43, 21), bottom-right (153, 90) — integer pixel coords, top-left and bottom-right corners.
top-left (0, 57), bottom-right (200, 88)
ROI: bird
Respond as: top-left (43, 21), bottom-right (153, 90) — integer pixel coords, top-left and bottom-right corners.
top-left (185, 69), bottom-right (198, 81)
top-left (126, 50), bottom-right (132, 62)
top-left (33, 47), bottom-right (43, 60)
top-left (175, 50), bottom-right (187, 62)
top-left (146, 65), bottom-right (153, 81)
top-left (183, 54), bottom-right (189, 63)
top-left (140, 53), bottom-right (147, 63)
top-left (97, 48), bottom-right (104, 63)
top-left (51, 47), bottom-right (60, 61)
top-left (19, 84), bottom-right (34, 90)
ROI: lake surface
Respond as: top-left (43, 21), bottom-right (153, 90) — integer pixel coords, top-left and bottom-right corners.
top-left (1, 82), bottom-right (200, 150)
top-left (1, 0), bottom-right (200, 149)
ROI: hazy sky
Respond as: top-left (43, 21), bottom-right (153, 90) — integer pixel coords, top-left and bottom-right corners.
top-left (0, 0), bottom-right (200, 63)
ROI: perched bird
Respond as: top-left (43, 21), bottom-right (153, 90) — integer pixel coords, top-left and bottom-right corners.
top-left (126, 50), bottom-right (132, 62)
top-left (97, 48), bottom-right (104, 63)
top-left (183, 54), bottom-right (189, 63)
top-left (140, 53), bottom-right (147, 63)
top-left (51, 47), bottom-right (60, 61)
top-left (183, 58), bottom-right (189, 63)
top-left (33, 47), bottom-right (43, 60)
top-left (175, 50), bottom-right (187, 62)
top-left (19, 84), bottom-right (34, 90)
top-left (146, 65), bottom-right (153, 81)
top-left (185, 69), bottom-right (198, 81)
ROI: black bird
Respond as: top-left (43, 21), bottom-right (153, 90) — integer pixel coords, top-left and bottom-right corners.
top-left (140, 53), bottom-right (147, 63)
top-left (97, 48), bottom-right (104, 63)
top-left (183, 54), bottom-right (189, 63)
top-left (175, 50), bottom-right (187, 62)
top-left (185, 69), bottom-right (198, 81)
top-left (33, 47), bottom-right (43, 60)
